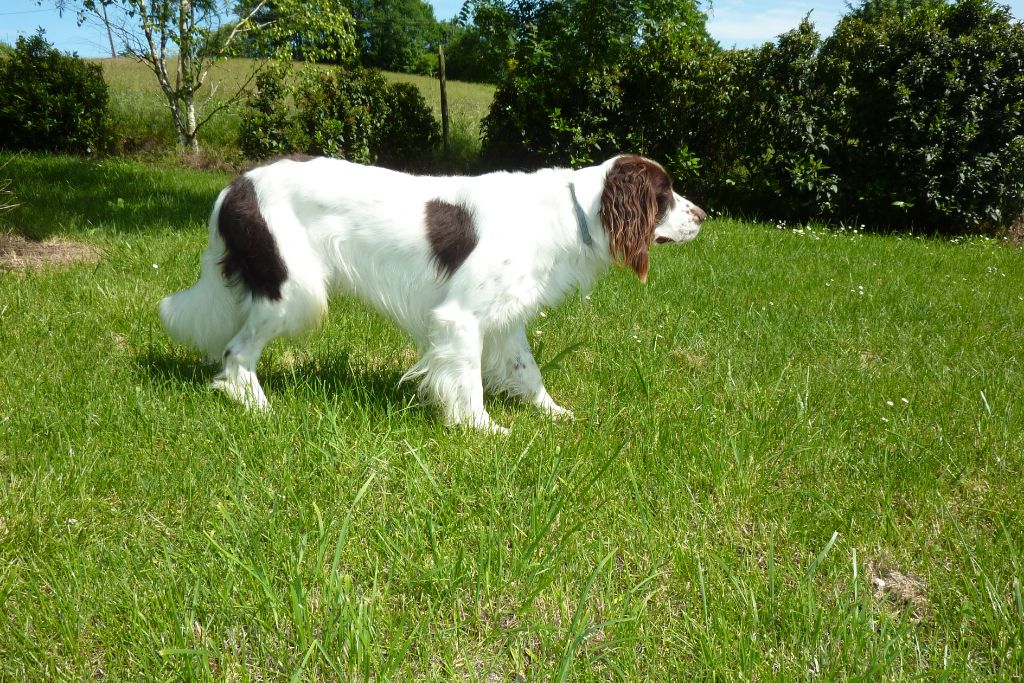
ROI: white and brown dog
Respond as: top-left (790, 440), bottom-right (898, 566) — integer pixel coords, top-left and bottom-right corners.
top-left (160, 154), bottom-right (705, 432)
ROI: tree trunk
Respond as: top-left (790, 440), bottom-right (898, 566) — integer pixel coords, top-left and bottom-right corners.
top-left (438, 45), bottom-right (450, 156)
top-left (172, 0), bottom-right (200, 153)
top-left (183, 97), bottom-right (199, 153)
top-left (101, 3), bottom-right (116, 58)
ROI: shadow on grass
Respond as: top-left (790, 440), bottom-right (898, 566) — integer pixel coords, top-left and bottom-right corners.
top-left (136, 348), bottom-right (416, 412)
top-left (1, 153), bottom-right (228, 239)
top-left (263, 351), bottom-right (416, 409)
top-left (138, 350), bottom-right (214, 388)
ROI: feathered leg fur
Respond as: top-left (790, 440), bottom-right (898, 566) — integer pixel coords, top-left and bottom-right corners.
top-left (483, 325), bottom-right (573, 419)
top-left (159, 224), bottom-right (244, 364)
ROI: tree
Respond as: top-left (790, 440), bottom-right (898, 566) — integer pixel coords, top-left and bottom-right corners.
top-left (480, 0), bottom-right (713, 167)
top-left (51, 0), bottom-right (356, 152)
top-left (349, 0), bottom-right (437, 73)
top-left (439, 1), bottom-right (516, 83)
top-left (844, 0), bottom-right (948, 22)
top-left (233, 0), bottom-right (357, 63)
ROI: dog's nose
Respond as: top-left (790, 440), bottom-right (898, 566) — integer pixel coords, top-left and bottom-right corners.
top-left (691, 206), bottom-right (707, 223)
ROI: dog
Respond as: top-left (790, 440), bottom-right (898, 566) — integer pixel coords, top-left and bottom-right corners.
top-left (159, 154), bottom-right (705, 432)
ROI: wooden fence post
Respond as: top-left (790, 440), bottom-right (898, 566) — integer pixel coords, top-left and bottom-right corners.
top-left (438, 44), bottom-right (450, 156)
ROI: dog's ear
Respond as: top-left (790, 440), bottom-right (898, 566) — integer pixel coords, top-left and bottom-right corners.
top-left (600, 156), bottom-right (668, 283)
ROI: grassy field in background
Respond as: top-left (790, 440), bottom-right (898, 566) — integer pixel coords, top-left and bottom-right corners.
top-left (1, 153), bottom-right (1022, 680)
top-left (95, 57), bottom-right (496, 162)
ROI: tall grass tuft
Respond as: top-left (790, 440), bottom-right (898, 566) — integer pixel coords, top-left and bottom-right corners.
top-left (0, 167), bottom-right (16, 215)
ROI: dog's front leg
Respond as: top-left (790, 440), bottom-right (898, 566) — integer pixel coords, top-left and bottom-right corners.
top-left (211, 301), bottom-right (285, 412)
top-left (418, 303), bottom-right (507, 433)
top-left (214, 341), bottom-right (270, 412)
top-left (483, 325), bottom-right (574, 421)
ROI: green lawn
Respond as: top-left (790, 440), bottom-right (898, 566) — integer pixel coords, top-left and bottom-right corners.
top-left (1, 154), bottom-right (1023, 679)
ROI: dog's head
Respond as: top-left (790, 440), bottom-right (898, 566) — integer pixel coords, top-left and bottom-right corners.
top-left (600, 155), bottom-right (705, 283)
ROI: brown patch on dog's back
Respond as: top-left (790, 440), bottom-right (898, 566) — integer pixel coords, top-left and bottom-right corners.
top-left (218, 176), bottom-right (288, 300)
top-left (425, 199), bottom-right (478, 280)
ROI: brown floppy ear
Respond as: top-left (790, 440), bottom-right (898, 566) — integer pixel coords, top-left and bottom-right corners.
top-left (600, 156), bottom-right (662, 283)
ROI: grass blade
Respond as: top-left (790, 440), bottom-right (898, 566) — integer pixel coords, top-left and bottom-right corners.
top-left (805, 531), bottom-right (840, 582)
top-left (556, 549), bottom-right (616, 683)
top-left (541, 341), bottom-right (585, 373)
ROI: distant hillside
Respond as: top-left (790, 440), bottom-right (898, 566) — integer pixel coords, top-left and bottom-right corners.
top-left (94, 57), bottom-right (495, 155)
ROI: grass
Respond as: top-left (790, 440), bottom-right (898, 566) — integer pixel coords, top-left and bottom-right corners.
top-left (95, 57), bottom-right (496, 165)
top-left (1, 153), bottom-right (1023, 680)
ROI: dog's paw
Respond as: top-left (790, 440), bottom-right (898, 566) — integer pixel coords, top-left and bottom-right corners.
top-left (549, 405), bottom-right (574, 421)
top-left (449, 411), bottom-right (509, 435)
top-left (212, 376), bottom-right (270, 412)
top-left (537, 397), bottom-right (574, 421)
top-left (469, 415), bottom-right (510, 435)
top-left (246, 394), bottom-right (271, 412)
top-left (485, 421), bottom-right (510, 435)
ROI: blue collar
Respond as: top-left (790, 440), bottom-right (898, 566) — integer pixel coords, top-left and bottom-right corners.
top-left (568, 183), bottom-right (594, 247)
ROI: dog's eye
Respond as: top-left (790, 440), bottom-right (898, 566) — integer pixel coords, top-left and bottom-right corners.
top-left (656, 192), bottom-right (675, 221)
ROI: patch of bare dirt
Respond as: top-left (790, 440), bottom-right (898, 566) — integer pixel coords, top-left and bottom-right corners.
top-left (0, 233), bottom-right (100, 272)
top-left (867, 559), bottom-right (929, 622)
top-left (177, 149), bottom-right (242, 173)
top-left (670, 347), bottom-right (708, 370)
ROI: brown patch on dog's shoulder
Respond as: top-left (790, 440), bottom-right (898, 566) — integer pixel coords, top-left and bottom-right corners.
top-left (425, 199), bottom-right (478, 280)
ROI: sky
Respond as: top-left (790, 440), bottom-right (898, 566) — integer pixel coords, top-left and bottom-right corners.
top-left (1, 0), bottom-right (1022, 56)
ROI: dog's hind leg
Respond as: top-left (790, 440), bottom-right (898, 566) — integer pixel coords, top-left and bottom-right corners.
top-left (483, 325), bottom-right (573, 420)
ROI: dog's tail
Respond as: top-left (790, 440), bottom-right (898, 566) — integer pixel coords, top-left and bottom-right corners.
top-left (159, 190), bottom-right (244, 362)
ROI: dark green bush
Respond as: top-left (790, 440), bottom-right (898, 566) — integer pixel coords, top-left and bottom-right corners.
top-left (238, 65), bottom-right (303, 161)
top-left (297, 67), bottom-right (388, 163)
top-left (615, 34), bottom-right (734, 196)
top-left (817, 0), bottom-right (1024, 232)
top-left (480, 0), bottom-right (711, 169)
top-left (238, 65), bottom-right (439, 170)
top-left (723, 23), bottom-right (838, 218)
top-left (681, 2), bottom-right (1024, 232)
top-left (482, 62), bottom-right (625, 169)
top-left (0, 32), bottom-right (109, 155)
top-left (643, 22), bottom-right (838, 219)
top-left (377, 82), bottom-right (441, 168)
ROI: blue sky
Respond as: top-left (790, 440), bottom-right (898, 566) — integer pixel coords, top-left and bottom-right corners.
top-left (2, 0), bottom-right (1022, 56)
